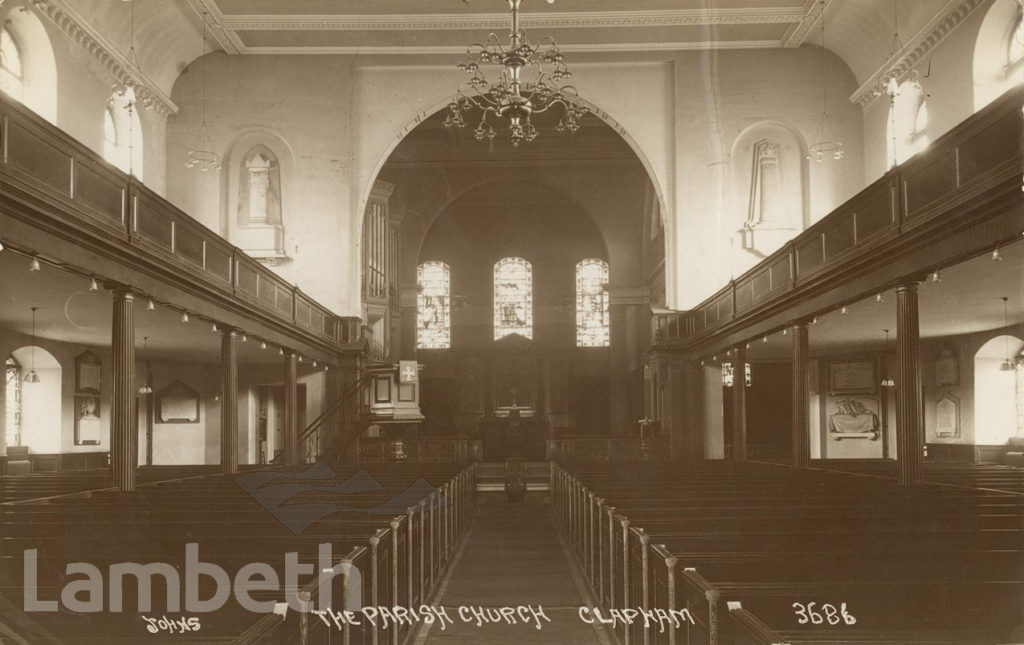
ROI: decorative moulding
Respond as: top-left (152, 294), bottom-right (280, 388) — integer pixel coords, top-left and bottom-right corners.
top-left (849, 0), bottom-right (986, 109)
top-left (29, 0), bottom-right (178, 118)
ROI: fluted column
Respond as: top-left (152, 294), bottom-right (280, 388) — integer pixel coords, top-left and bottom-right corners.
top-left (111, 289), bottom-right (136, 491)
top-left (220, 329), bottom-right (238, 474)
top-left (896, 283), bottom-right (924, 484)
top-left (731, 345), bottom-right (747, 461)
top-left (791, 322), bottom-right (810, 468)
top-left (284, 351), bottom-right (298, 466)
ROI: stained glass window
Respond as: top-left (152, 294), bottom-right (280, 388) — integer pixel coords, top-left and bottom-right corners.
top-left (494, 257), bottom-right (532, 340)
top-left (417, 261), bottom-right (451, 349)
top-left (0, 28), bottom-right (23, 102)
top-left (5, 355), bottom-right (21, 447)
top-left (576, 258), bottom-right (609, 347)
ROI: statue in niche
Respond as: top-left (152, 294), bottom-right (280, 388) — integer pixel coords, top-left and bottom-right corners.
top-left (746, 140), bottom-right (784, 237)
top-left (236, 145), bottom-right (286, 261)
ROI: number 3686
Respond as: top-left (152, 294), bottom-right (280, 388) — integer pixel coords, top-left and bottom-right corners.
top-left (792, 602), bottom-right (856, 625)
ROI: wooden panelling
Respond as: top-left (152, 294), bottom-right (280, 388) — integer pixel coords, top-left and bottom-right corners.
top-left (796, 235), bottom-right (824, 277)
top-left (74, 162), bottom-right (124, 227)
top-left (236, 260), bottom-right (259, 298)
top-left (0, 95), bottom-right (346, 356)
top-left (257, 275), bottom-right (276, 306)
top-left (903, 150), bottom-right (958, 219)
top-left (751, 269), bottom-right (771, 301)
top-left (7, 122), bottom-right (71, 194)
top-left (958, 109), bottom-right (1021, 186)
top-left (205, 244), bottom-right (232, 283)
top-left (854, 188), bottom-right (894, 242)
top-left (653, 87), bottom-right (1024, 351)
top-left (735, 280), bottom-right (753, 311)
top-left (175, 223), bottom-right (205, 268)
top-left (134, 195), bottom-right (174, 250)
top-left (296, 299), bottom-right (312, 327)
top-left (717, 293), bottom-right (733, 319)
top-left (823, 212), bottom-right (855, 261)
top-left (276, 287), bottom-right (293, 316)
top-left (770, 256), bottom-right (790, 290)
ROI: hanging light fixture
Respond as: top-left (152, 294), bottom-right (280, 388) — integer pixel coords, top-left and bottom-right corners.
top-left (444, 0), bottom-right (588, 149)
top-left (992, 247), bottom-right (1003, 261)
top-left (185, 12), bottom-right (222, 172)
top-left (841, 304), bottom-right (849, 315)
top-left (930, 269), bottom-right (942, 283)
top-left (260, 340), bottom-right (267, 350)
top-left (241, 334), bottom-right (248, 343)
top-left (181, 312), bottom-right (190, 324)
top-left (806, 1), bottom-right (844, 163)
top-left (881, 329), bottom-right (895, 388)
top-left (876, 292), bottom-right (885, 303)
top-left (28, 257), bottom-right (41, 272)
top-left (138, 336), bottom-right (153, 395)
top-left (89, 277), bottom-right (99, 292)
top-left (1000, 296), bottom-right (1015, 371)
top-left (210, 322), bottom-right (218, 333)
top-left (762, 336), bottom-right (768, 343)
top-left (146, 298), bottom-right (156, 311)
top-left (24, 307), bottom-right (40, 383)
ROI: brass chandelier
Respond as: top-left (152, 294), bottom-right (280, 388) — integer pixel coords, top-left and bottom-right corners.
top-left (443, 0), bottom-right (588, 148)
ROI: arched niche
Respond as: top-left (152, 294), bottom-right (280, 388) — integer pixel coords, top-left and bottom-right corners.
top-left (0, 4), bottom-right (56, 124)
top-left (9, 345), bottom-right (61, 454)
top-left (973, 0), bottom-right (1023, 112)
top-left (974, 334), bottom-right (1024, 445)
top-left (222, 130), bottom-right (295, 263)
top-left (729, 121), bottom-right (808, 274)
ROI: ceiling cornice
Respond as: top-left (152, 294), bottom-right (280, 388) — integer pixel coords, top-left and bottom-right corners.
top-left (237, 40), bottom-right (782, 56)
top-left (186, 0), bottom-right (241, 54)
top-left (29, 0), bottom-right (178, 117)
top-left (212, 8), bottom-right (808, 32)
top-left (849, 0), bottom-right (986, 109)
top-left (781, 0), bottom-right (829, 48)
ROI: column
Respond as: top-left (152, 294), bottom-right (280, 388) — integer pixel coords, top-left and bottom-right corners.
top-left (896, 283), bottom-right (924, 484)
top-left (608, 303), bottom-right (629, 435)
top-left (791, 322), bottom-right (810, 468)
top-left (284, 351), bottom-right (298, 466)
top-left (731, 344), bottom-right (747, 461)
top-left (221, 329), bottom-right (239, 474)
top-left (111, 289), bottom-right (136, 491)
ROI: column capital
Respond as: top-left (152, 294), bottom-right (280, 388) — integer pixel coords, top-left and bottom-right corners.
top-left (896, 280), bottom-right (921, 293)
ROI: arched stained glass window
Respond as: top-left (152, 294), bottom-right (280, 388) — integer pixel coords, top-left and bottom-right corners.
top-left (0, 27), bottom-right (24, 101)
top-left (494, 257), bottom-right (532, 340)
top-left (5, 355), bottom-right (22, 447)
top-left (576, 259), bottom-right (610, 347)
top-left (417, 261), bottom-right (451, 349)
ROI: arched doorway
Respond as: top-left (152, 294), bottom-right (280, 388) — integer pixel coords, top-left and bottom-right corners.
top-left (974, 334), bottom-right (1024, 446)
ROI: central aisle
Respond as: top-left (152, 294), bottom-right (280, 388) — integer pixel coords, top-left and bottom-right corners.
top-left (417, 501), bottom-right (608, 645)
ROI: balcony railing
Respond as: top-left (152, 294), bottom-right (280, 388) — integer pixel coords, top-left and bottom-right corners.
top-left (0, 93), bottom-right (348, 351)
top-left (653, 85), bottom-right (1024, 349)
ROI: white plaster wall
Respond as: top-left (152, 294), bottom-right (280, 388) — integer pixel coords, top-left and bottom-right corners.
top-left (166, 54), bottom-right (352, 313)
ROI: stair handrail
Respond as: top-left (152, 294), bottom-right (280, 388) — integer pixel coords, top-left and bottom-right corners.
top-left (270, 373), bottom-right (376, 465)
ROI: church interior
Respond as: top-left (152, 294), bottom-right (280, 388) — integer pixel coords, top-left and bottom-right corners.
top-left (0, 0), bottom-right (1023, 643)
